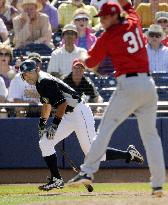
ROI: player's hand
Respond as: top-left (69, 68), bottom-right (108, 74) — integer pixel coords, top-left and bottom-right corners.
top-left (38, 117), bottom-right (47, 138)
top-left (46, 124), bottom-right (58, 140)
top-left (38, 127), bottom-right (46, 138)
top-left (46, 116), bottom-right (62, 140)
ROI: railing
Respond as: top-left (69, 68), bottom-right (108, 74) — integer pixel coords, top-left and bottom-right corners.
top-left (0, 102), bottom-right (168, 110)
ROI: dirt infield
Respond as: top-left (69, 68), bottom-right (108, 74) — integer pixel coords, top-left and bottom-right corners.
top-left (23, 191), bottom-right (168, 205)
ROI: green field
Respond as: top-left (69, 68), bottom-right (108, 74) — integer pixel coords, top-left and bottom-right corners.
top-left (0, 183), bottom-right (167, 205)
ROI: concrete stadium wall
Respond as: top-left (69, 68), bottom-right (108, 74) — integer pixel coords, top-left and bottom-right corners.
top-left (0, 117), bottom-right (167, 169)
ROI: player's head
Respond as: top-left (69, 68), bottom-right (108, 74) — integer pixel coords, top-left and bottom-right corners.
top-left (94, 2), bottom-right (123, 29)
top-left (20, 59), bottom-right (39, 85)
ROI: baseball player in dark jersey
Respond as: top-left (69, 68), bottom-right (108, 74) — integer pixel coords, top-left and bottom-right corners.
top-left (19, 59), bottom-right (143, 191)
top-left (68, 0), bottom-right (166, 197)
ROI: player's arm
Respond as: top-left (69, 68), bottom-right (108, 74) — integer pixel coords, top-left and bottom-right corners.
top-left (46, 101), bottom-right (68, 140)
top-left (118, 0), bottom-right (139, 20)
top-left (54, 101), bottom-right (68, 119)
top-left (118, 0), bottom-right (132, 7)
top-left (79, 36), bottom-right (107, 70)
top-left (38, 103), bottom-right (51, 138)
top-left (41, 103), bottom-right (52, 120)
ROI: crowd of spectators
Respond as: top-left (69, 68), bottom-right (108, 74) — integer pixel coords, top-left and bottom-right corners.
top-left (0, 0), bottom-right (168, 117)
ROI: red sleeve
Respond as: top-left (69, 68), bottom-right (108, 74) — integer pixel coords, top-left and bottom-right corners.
top-left (123, 3), bottom-right (140, 22)
top-left (85, 34), bottom-right (108, 68)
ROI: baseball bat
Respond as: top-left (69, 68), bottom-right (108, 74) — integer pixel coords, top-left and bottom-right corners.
top-left (56, 144), bottom-right (94, 192)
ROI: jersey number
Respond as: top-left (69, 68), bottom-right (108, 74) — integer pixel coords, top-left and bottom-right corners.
top-left (123, 28), bottom-right (144, 54)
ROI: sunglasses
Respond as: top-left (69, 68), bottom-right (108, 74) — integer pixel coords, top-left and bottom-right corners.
top-left (148, 32), bottom-right (162, 38)
top-left (157, 19), bottom-right (168, 24)
top-left (75, 18), bottom-right (88, 22)
top-left (0, 52), bottom-right (10, 57)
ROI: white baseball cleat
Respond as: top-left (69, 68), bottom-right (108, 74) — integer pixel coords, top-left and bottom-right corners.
top-left (38, 177), bottom-right (64, 191)
top-left (126, 145), bottom-right (144, 164)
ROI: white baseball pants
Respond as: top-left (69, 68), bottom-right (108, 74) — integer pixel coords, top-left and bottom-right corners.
top-left (39, 102), bottom-right (96, 157)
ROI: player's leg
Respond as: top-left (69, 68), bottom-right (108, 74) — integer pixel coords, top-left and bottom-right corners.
top-left (136, 87), bottom-right (165, 197)
top-left (72, 82), bottom-right (138, 177)
top-left (67, 76), bottom-right (146, 185)
top-left (38, 116), bottom-right (74, 190)
top-left (74, 102), bottom-right (143, 163)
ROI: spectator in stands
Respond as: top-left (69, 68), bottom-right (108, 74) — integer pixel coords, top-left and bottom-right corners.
top-left (13, 0), bottom-right (54, 49)
top-left (146, 24), bottom-right (168, 73)
top-left (73, 9), bottom-right (97, 50)
top-left (10, 0), bottom-right (20, 8)
top-left (38, 0), bottom-right (58, 32)
top-left (0, 17), bottom-right (9, 43)
top-left (63, 59), bottom-right (103, 103)
top-left (90, 0), bottom-right (108, 11)
top-left (136, 0), bottom-right (168, 28)
top-left (8, 52), bottom-right (41, 117)
top-left (155, 11), bottom-right (168, 47)
top-left (0, 75), bottom-right (7, 102)
top-left (0, 44), bottom-right (16, 89)
top-left (47, 24), bottom-right (87, 79)
top-left (0, 0), bottom-right (18, 31)
top-left (27, 52), bottom-right (43, 70)
top-left (58, 0), bottom-right (99, 29)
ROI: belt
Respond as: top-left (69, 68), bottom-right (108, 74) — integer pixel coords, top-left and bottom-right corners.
top-left (65, 98), bottom-right (81, 114)
top-left (126, 73), bottom-right (150, 78)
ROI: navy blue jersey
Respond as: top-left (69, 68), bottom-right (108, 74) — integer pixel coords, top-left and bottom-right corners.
top-left (36, 71), bottom-right (81, 112)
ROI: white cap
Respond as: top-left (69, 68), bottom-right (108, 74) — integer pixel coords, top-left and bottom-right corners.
top-left (74, 13), bottom-right (89, 20)
top-left (148, 24), bottom-right (164, 34)
top-left (147, 24), bottom-right (165, 39)
top-left (62, 24), bottom-right (78, 33)
top-left (155, 11), bottom-right (168, 21)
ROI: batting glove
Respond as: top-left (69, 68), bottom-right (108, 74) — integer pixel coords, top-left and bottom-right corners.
top-left (38, 117), bottom-right (47, 138)
top-left (47, 116), bottom-right (62, 140)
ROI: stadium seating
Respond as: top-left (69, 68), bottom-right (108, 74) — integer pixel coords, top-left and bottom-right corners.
top-left (152, 73), bottom-right (168, 87)
top-left (13, 43), bottom-right (53, 58)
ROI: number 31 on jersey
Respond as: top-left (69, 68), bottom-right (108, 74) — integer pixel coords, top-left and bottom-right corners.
top-left (123, 28), bottom-right (144, 54)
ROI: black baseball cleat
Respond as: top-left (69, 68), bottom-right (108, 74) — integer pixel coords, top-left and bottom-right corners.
top-left (67, 172), bottom-right (92, 186)
top-left (152, 187), bottom-right (163, 197)
top-left (126, 145), bottom-right (144, 164)
top-left (38, 177), bottom-right (64, 191)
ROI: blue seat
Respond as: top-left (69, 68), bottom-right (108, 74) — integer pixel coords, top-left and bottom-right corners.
top-left (157, 88), bottom-right (168, 101)
top-left (52, 30), bottom-right (62, 47)
top-left (99, 89), bottom-right (113, 102)
top-left (41, 60), bottom-right (49, 72)
top-left (13, 43), bottom-right (53, 57)
top-left (152, 73), bottom-right (168, 86)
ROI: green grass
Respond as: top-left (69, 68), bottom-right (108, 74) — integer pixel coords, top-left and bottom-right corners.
top-left (0, 183), bottom-right (167, 205)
